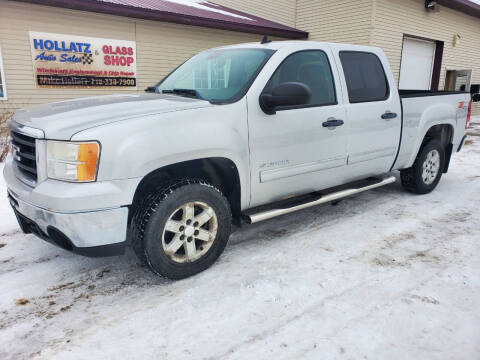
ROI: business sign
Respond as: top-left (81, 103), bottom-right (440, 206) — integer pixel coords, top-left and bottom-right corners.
top-left (29, 32), bottom-right (137, 88)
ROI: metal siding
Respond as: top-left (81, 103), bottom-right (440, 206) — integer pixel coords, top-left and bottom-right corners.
top-left (213, 0), bottom-right (297, 28)
top-left (372, 0), bottom-right (480, 114)
top-left (296, 0), bottom-right (375, 45)
top-left (11, 0), bottom-right (307, 38)
top-left (0, 0), bottom-right (282, 115)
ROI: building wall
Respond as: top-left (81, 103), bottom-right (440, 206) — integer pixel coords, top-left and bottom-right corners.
top-left (293, 0), bottom-right (479, 114)
top-left (0, 0), bottom-right (274, 114)
top-left (371, 0), bottom-right (480, 114)
top-left (1, 0), bottom-right (479, 116)
top-left (296, 0), bottom-right (375, 45)
top-left (214, 0), bottom-right (297, 28)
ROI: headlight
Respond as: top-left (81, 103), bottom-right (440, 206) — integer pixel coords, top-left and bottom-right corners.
top-left (46, 141), bottom-right (100, 182)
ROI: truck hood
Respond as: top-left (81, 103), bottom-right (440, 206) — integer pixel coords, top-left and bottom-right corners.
top-left (10, 93), bottom-right (212, 139)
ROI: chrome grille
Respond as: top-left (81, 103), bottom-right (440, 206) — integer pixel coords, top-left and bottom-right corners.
top-left (11, 130), bottom-right (37, 182)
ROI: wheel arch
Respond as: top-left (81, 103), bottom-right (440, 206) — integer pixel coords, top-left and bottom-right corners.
top-left (421, 123), bottom-right (454, 173)
top-left (405, 122), bottom-right (455, 172)
top-left (129, 157), bottom-right (242, 226)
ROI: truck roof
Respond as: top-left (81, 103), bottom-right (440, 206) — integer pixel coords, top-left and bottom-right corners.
top-left (213, 40), bottom-right (383, 53)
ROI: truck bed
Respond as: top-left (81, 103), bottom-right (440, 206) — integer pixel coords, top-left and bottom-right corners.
top-left (399, 89), bottom-right (468, 98)
top-left (393, 90), bottom-right (470, 171)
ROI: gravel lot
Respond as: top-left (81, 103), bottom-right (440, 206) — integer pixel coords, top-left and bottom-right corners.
top-left (1, 120), bottom-right (479, 360)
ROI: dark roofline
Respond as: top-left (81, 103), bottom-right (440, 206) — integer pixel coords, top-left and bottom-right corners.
top-left (11, 0), bottom-right (309, 39)
top-left (437, 0), bottom-right (480, 18)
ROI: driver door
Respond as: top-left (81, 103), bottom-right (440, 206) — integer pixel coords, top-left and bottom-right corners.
top-left (247, 47), bottom-right (348, 207)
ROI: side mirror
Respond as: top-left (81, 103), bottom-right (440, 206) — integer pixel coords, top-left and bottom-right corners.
top-left (260, 82), bottom-right (312, 114)
top-left (472, 93), bottom-right (480, 103)
top-left (145, 86), bottom-right (157, 93)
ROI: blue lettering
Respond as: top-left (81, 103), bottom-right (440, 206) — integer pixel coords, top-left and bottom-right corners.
top-left (35, 52), bottom-right (56, 61)
top-left (44, 40), bottom-right (54, 50)
top-left (60, 53), bottom-right (82, 63)
top-left (33, 39), bottom-right (92, 53)
top-left (69, 42), bottom-right (77, 52)
top-left (33, 38), bottom-right (43, 50)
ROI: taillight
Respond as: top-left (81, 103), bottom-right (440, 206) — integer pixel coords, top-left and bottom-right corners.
top-left (466, 99), bottom-right (472, 129)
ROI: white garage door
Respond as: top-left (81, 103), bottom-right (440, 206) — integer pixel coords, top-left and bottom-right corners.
top-left (399, 37), bottom-right (436, 90)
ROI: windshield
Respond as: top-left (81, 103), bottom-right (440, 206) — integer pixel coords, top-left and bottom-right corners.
top-left (155, 48), bottom-right (274, 103)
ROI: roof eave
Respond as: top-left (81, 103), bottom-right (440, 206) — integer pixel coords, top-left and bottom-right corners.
top-left (437, 0), bottom-right (480, 19)
top-left (9, 0), bottom-right (309, 39)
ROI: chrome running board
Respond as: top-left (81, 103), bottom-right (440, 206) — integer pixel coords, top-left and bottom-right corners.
top-left (244, 176), bottom-right (396, 224)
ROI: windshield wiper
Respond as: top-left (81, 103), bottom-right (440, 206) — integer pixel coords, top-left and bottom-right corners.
top-left (162, 88), bottom-right (203, 99)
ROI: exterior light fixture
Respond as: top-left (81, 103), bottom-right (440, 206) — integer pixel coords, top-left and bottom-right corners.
top-left (425, 0), bottom-right (437, 10)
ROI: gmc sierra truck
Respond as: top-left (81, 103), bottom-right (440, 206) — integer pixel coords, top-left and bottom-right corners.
top-left (4, 41), bottom-right (474, 279)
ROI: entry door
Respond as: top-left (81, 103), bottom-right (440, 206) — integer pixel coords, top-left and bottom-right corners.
top-left (399, 37), bottom-right (436, 90)
top-left (247, 49), bottom-right (347, 207)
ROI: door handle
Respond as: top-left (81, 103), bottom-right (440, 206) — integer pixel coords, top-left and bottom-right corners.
top-left (322, 119), bottom-right (344, 128)
top-left (381, 111), bottom-right (397, 120)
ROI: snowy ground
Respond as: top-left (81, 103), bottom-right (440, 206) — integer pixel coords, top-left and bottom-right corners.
top-left (1, 121), bottom-right (480, 360)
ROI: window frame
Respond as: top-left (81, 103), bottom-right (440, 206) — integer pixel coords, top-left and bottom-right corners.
top-left (339, 50), bottom-right (390, 104)
top-left (0, 47), bottom-right (7, 101)
top-left (261, 49), bottom-right (338, 112)
top-left (445, 69), bottom-right (473, 92)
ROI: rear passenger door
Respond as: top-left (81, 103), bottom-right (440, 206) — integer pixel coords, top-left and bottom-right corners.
top-left (332, 48), bottom-right (402, 180)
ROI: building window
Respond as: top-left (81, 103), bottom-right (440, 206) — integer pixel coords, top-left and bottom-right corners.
top-left (0, 47), bottom-right (6, 100)
top-left (194, 58), bottom-right (230, 90)
top-left (445, 70), bottom-right (472, 92)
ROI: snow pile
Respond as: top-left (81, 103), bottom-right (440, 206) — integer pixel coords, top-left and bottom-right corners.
top-left (164, 0), bottom-right (254, 21)
top-left (0, 123), bottom-right (479, 359)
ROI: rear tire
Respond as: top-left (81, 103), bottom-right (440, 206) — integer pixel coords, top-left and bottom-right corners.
top-left (131, 180), bottom-right (232, 279)
top-left (400, 139), bottom-right (445, 194)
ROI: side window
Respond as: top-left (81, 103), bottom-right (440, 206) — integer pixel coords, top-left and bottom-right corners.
top-left (264, 50), bottom-right (336, 107)
top-left (339, 51), bottom-right (389, 103)
top-left (0, 47), bottom-right (6, 100)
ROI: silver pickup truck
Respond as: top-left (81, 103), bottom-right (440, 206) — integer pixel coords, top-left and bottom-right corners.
top-left (4, 40), bottom-right (473, 279)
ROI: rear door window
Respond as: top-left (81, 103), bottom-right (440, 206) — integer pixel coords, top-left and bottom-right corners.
top-left (339, 51), bottom-right (389, 103)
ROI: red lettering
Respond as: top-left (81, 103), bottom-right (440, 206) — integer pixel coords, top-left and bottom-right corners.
top-left (104, 55), bottom-right (135, 67)
top-left (102, 45), bottom-right (134, 58)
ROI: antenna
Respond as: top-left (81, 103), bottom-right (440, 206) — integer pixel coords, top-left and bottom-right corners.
top-left (261, 35), bottom-right (272, 44)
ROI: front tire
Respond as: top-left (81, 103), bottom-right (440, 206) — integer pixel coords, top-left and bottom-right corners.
top-left (131, 180), bottom-right (232, 279)
top-left (400, 139), bottom-right (445, 194)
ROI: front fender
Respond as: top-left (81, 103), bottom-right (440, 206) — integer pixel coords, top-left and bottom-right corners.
top-left (71, 100), bottom-right (251, 208)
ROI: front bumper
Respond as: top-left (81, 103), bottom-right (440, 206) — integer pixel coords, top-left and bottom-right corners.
top-left (3, 157), bottom-right (136, 257)
top-left (8, 190), bottom-right (128, 257)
